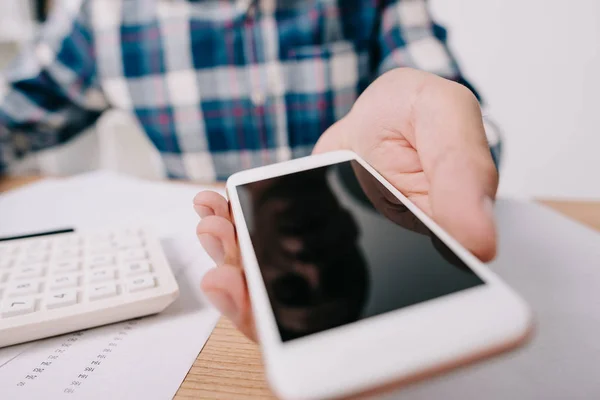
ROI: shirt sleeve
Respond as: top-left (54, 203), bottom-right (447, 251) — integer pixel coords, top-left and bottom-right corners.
top-left (376, 0), bottom-right (502, 167)
top-left (0, 0), bottom-right (107, 174)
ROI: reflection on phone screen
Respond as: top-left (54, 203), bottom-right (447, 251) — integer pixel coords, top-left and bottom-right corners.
top-left (236, 161), bottom-right (484, 342)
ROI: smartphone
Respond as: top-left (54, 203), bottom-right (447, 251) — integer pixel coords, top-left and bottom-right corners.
top-left (226, 150), bottom-right (532, 400)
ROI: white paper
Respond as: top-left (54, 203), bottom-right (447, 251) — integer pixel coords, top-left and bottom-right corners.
top-left (0, 171), bottom-right (222, 399)
top-left (381, 199), bottom-right (600, 399)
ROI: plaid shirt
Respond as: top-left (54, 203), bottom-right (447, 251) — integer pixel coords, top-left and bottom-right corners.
top-left (0, 0), bottom-right (499, 181)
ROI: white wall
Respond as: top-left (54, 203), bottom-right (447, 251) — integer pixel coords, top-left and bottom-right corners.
top-left (430, 0), bottom-right (600, 199)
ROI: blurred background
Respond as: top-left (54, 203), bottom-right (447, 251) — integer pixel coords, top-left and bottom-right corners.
top-left (3, 0), bottom-right (600, 199)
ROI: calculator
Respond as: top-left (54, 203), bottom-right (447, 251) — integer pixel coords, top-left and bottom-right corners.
top-left (0, 227), bottom-right (179, 348)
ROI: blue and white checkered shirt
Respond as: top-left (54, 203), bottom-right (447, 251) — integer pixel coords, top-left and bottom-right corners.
top-left (0, 0), bottom-right (500, 181)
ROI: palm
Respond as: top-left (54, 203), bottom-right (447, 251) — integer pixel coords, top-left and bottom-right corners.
top-left (314, 79), bottom-right (435, 216)
top-left (351, 133), bottom-right (432, 215)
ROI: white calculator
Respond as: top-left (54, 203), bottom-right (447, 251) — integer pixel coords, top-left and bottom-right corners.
top-left (0, 227), bottom-right (179, 348)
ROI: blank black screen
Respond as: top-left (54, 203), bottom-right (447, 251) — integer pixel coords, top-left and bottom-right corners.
top-left (236, 161), bottom-right (484, 342)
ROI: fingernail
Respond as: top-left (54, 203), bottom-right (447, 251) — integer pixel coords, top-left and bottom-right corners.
top-left (198, 233), bottom-right (225, 265)
top-left (205, 290), bottom-right (237, 318)
top-left (194, 205), bottom-right (214, 218)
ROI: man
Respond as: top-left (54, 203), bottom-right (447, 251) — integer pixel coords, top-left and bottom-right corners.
top-left (0, 0), bottom-right (499, 339)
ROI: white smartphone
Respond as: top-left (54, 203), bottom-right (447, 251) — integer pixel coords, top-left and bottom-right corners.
top-left (226, 150), bottom-right (533, 400)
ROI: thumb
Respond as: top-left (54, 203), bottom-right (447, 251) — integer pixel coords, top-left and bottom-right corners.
top-left (428, 153), bottom-right (498, 262)
top-left (411, 79), bottom-right (499, 262)
top-left (312, 117), bottom-right (350, 154)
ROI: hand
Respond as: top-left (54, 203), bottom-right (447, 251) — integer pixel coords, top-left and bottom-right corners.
top-left (193, 68), bottom-right (499, 341)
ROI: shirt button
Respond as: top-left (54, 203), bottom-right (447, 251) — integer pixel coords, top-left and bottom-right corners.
top-left (251, 91), bottom-right (266, 106)
top-left (268, 74), bottom-right (283, 95)
top-left (246, 5), bottom-right (256, 19)
top-left (237, 0), bottom-right (253, 13)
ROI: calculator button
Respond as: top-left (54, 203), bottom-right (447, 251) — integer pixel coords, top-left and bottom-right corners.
top-left (7, 282), bottom-right (41, 297)
top-left (86, 245), bottom-right (115, 256)
top-left (118, 249), bottom-right (146, 262)
top-left (85, 232), bottom-right (112, 243)
top-left (86, 235), bottom-right (113, 246)
top-left (13, 261), bottom-right (46, 271)
top-left (122, 261), bottom-right (151, 276)
top-left (0, 243), bottom-right (15, 254)
top-left (52, 260), bottom-right (81, 273)
top-left (86, 254), bottom-right (115, 269)
top-left (49, 275), bottom-right (79, 290)
top-left (23, 239), bottom-right (50, 252)
top-left (113, 237), bottom-right (144, 249)
top-left (0, 258), bottom-right (14, 269)
top-left (18, 253), bottom-right (48, 265)
top-left (14, 265), bottom-right (45, 279)
top-left (1, 298), bottom-right (36, 317)
top-left (53, 248), bottom-right (81, 260)
top-left (54, 236), bottom-right (81, 248)
top-left (126, 275), bottom-right (155, 293)
top-left (45, 291), bottom-right (78, 309)
top-left (113, 228), bottom-right (140, 239)
top-left (87, 269), bottom-right (116, 283)
top-left (88, 283), bottom-right (118, 301)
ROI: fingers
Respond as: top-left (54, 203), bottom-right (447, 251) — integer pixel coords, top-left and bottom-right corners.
top-left (193, 190), bottom-right (239, 265)
top-left (201, 266), bottom-right (257, 342)
top-left (194, 191), bottom-right (256, 341)
top-left (412, 76), bottom-right (499, 261)
top-left (196, 215), bottom-right (239, 266)
top-left (193, 191), bottom-right (231, 220)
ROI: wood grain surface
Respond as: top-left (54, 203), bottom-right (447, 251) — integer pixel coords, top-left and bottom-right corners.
top-left (0, 175), bottom-right (40, 192)
top-left (174, 318), bottom-right (275, 399)
top-left (539, 199), bottom-right (600, 232)
top-left (2, 176), bottom-right (599, 399)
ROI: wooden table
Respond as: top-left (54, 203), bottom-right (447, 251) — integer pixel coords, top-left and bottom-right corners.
top-left (2, 176), bottom-right (600, 400)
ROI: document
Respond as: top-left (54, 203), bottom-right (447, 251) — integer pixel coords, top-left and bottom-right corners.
top-left (0, 172), bottom-right (222, 399)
